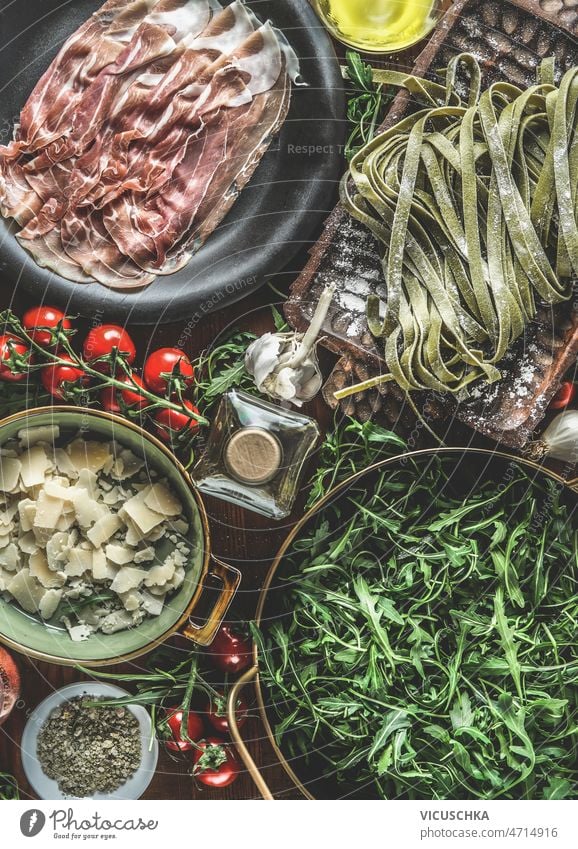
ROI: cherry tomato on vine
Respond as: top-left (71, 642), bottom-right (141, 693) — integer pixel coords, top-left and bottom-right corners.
top-left (41, 356), bottom-right (89, 400)
top-left (159, 707), bottom-right (204, 752)
top-left (205, 692), bottom-right (249, 735)
top-left (143, 347), bottom-right (195, 395)
top-left (22, 306), bottom-right (72, 349)
top-left (153, 401), bottom-right (200, 442)
top-left (0, 335), bottom-right (31, 382)
top-left (549, 381), bottom-right (576, 410)
top-left (206, 625), bottom-right (252, 675)
top-left (100, 374), bottom-right (148, 412)
top-left (100, 385), bottom-right (121, 414)
top-left (192, 737), bottom-right (240, 788)
top-left (83, 325), bottom-right (136, 373)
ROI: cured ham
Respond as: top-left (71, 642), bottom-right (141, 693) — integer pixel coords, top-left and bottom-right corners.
top-left (0, 0), bottom-right (298, 289)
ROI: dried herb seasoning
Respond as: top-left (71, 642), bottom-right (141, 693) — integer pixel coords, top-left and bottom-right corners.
top-left (37, 696), bottom-right (142, 797)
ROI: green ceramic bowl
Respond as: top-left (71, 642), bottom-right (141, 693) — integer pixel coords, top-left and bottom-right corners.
top-left (0, 407), bottom-right (240, 666)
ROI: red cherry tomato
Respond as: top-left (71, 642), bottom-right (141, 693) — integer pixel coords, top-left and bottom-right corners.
top-left (41, 356), bottom-right (89, 400)
top-left (207, 625), bottom-right (252, 675)
top-left (153, 401), bottom-right (200, 442)
top-left (100, 385), bottom-right (122, 414)
top-left (22, 306), bottom-right (72, 349)
top-left (192, 737), bottom-right (240, 788)
top-left (143, 347), bottom-right (195, 395)
top-left (100, 374), bottom-right (148, 412)
top-left (205, 693), bottom-right (249, 735)
top-left (0, 335), bottom-right (31, 382)
top-left (159, 707), bottom-right (204, 752)
top-left (83, 325), bottom-right (136, 373)
top-left (549, 381), bottom-right (576, 410)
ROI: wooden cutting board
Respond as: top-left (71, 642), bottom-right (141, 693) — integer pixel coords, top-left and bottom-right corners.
top-left (286, 0), bottom-right (578, 448)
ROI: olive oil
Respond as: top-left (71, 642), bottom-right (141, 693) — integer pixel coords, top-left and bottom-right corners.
top-left (313, 0), bottom-right (442, 53)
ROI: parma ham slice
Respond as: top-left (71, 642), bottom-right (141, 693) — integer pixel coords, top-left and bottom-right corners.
top-left (0, 0), bottom-right (299, 289)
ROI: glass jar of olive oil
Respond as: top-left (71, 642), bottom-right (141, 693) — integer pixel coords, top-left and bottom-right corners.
top-left (312, 0), bottom-right (443, 53)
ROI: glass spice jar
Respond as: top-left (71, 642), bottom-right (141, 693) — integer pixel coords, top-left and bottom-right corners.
top-left (0, 647), bottom-right (20, 726)
top-left (193, 390), bottom-right (320, 520)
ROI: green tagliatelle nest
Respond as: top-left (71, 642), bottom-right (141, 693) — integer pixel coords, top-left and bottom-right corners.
top-left (340, 55), bottom-right (578, 394)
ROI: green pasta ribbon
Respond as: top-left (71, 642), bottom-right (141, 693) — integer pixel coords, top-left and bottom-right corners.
top-left (338, 56), bottom-right (578, 396)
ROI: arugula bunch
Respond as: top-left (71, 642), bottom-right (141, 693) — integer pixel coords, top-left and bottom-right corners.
top-left (254, 453), bottom-right (578, 799)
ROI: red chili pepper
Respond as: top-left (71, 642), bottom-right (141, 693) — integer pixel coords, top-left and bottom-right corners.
top-left (549, 381), bottom-right (576, 410)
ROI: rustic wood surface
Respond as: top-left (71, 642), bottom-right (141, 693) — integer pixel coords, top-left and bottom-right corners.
top-left (0, 1), bottom-right (451, 801)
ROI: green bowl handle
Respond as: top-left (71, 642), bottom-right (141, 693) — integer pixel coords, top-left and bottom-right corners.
top-left (181, 556), bottom-right (241, 646)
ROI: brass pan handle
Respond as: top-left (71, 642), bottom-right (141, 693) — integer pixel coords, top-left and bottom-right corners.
top-left (228, 666), bottom-right (274, 801)
top-left (182, 556), bottom-right (241, 647)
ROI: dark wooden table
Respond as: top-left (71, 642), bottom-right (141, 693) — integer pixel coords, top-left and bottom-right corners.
top-left (0, 9), bottom-right (436, 800)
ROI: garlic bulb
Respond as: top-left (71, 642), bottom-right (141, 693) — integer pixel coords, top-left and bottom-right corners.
top-left (527, 410), bottom-right (578, 463)
top-left (245, 284), bottom-right (335, 407)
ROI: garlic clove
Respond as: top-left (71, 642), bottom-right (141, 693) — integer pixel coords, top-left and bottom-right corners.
top-left (244, 284), bottom-right (335, 407)
top-left (245, 333), bottom-right (282, 390)
top-left (537, 410), bottom-right (578, 463)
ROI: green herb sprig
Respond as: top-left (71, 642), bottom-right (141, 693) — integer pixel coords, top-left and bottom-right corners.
top-left (0, 771), bottom-right (19, 800)
top-left (343, 51), bottom-right (392, 161)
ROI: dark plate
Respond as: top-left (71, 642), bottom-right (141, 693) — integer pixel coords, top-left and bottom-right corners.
top-left (0, 0), bottom-right (345, 324)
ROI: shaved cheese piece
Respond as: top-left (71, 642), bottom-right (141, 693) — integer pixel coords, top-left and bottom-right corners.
top-left (91, 548), bottom-right (118, 581)
top-left (44, 479), bottom-right (73, 500)
top-left (0, 503), bottom-right (18, 524)
top-left (144, 561), bottom-right (176, 587)
top-left (141, 590), bottom-right (164, 616)
top-left (18, 498), bottom-right (36, 531)
top-left (0, 457), bottom-right (21, 492)
top-left (66, 547), bottom-right (93, 576)
top-left (144, 482), bottom-right (182, 517)
top-left (56, 510), bottom-right (76, 531)
top-left (109, 566), bottom-right (146, 593)
top-left (119, 590), bottom-right (142, 611)
top-left (46, 531), bottom-right (71, 570)
top-left (100, 609), bottom-right (135, 634)
top-left (134, 546), bottom-right (155, 564)
top-left (102, 486), bottom-right (124, 505)
top-left (87, 513), bottom-right (122, 548)
top-left (123, 488), bottom-right (165, 534)
top-left (29, 550), bottom-right (65, 588)
top-left (7, 568), bottom-right (44, 613)
top-left (18, 425), bottom-right (60, 447)
top-left (0, 567), bottom-right (14, 592)
top-left (105, 543), bottom-right (134, 566)
top-left (38, 588), bottom-right (63, 620)
top-left (65, 621), bottom-right (93, 641)
top-left (167, 565), bottom-right (186, 592)
top-left (33, 490), bottom-right (65, 529)
top-left (67, 439), bottom-right (112, 473)
top-left (124, 516), bottom-right (147, 546)
top-left (110, 449), bottom-right (146, 481)
top-left (19, 445), bottom-right (50, 488)
top-left (0, 543), bottom-right (19, 571)
top-left (18, 532), bottom-right (39, 555)
top-left (72, 488), bottom-right (109, 527)
top-left (53, 448), bottom-right (78, 477)
top-left (77, 468), bottom-right (99, 498)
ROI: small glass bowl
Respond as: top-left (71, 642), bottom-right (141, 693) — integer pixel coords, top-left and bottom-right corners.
top-left (312, 0), bottom-right (444, 54)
